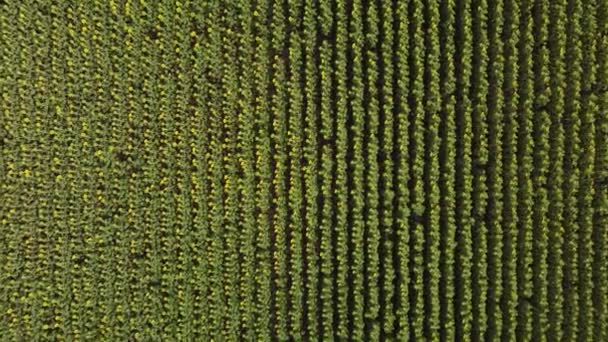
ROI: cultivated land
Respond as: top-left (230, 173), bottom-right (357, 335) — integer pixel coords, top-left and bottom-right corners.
top-left (1, 0), bottom-right (607, 340)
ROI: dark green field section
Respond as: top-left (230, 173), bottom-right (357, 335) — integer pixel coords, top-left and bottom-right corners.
top-left (1, 0), bottom-right (607, 340)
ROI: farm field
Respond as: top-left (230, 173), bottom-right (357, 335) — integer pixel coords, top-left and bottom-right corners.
top-left (1, 0), bottom-right (607, 340)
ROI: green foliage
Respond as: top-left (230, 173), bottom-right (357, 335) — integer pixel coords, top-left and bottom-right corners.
top-left (563, 0), bottom-right (583, 339)
top-left (378, 0), bottom-right (396, 338)
top-left (335, 0), bottom-right (351, 338)
top-left (593, 3), bottom-right (608, 341)
top-left (501, 0), bottom-right (520, 339)
top-left (409, 0), bottom-right (426, 338)
top-left (395, 0), bottom-right (411, 339)
top-left (438, 0), bottom-right (456, 340)
top-left (363, 0), bottom-right (380, 340)
top-left (547, 0), bottom-right (566, 340)
top-left (470, 0), bottom-right (489, 338)
top-left (454, 0), bottom-right (474, 338)
top-left (0, 1), bottom-right (606, 340)
top-left (516, 0), bottom-right (535, 339)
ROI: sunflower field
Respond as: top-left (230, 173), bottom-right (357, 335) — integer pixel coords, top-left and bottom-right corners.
top-left (1, 0), bottom-right (607, 340)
